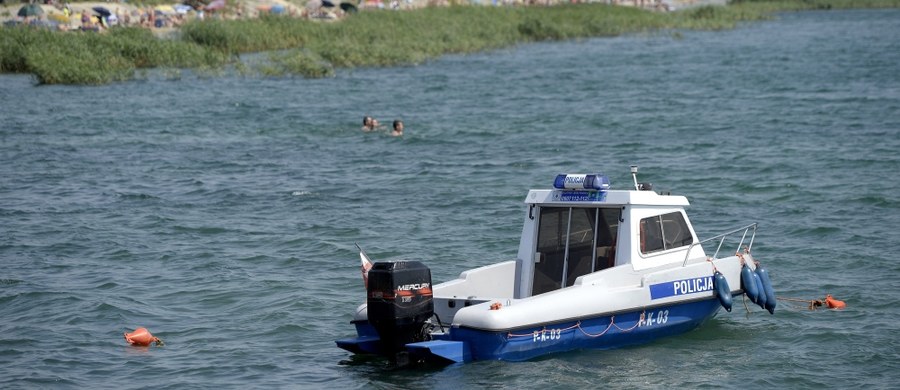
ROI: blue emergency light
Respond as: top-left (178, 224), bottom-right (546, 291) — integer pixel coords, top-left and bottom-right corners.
top-left (553, 174), bottom-right (610, 191)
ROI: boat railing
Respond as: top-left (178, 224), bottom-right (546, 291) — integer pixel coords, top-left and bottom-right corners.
top-left (682, 223), bottom-right (757, 267)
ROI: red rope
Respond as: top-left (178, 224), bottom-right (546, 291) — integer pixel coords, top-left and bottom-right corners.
top-left (506, 311), bottom-right (646, 339)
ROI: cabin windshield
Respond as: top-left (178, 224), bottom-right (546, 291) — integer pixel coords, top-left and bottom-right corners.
top-left (532, 207), bottom-right (621, 296)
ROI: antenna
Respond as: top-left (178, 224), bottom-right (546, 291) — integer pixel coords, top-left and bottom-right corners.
top-left (630, 165), bottom-right (639, 191)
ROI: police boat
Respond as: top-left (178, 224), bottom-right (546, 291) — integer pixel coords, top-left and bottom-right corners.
top-left (336, 166), bottom-right (776, 365)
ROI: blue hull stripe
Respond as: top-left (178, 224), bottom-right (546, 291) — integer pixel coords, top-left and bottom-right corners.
top-left (336, 299), bottom-right (722, 363)
top-left (451, 298), bottom-right (721, 362)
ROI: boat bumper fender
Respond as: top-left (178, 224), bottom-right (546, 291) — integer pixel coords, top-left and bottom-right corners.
top-left (752, 272), bottom-right (767, 310)
top-left (755, 264), bottom-right (777, 314)
top-left (741, 264), bottom-right (760, 304)
top-left (713, 271), bottom-right (732, 312)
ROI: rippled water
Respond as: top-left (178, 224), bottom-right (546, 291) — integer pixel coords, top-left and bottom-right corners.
top-left (2, 9), bottom-right (899, 389)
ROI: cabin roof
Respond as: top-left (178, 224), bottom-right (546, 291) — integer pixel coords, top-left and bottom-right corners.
top-left (524, 189), bottom-right (690, 207)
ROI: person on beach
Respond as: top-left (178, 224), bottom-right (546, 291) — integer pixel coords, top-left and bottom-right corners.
top-left (390, 120), bottom-right (403, 137)
top-left (80, 9), bottom-right (90, 28)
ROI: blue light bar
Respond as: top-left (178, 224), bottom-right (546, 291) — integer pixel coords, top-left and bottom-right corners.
top-left (553, 174), bottom-right (610, 191)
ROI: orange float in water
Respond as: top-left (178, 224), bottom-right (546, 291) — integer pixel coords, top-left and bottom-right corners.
top-left (124, 327), bottom-right (162, 346)
top-left (825, 294), bottom-right (846, 309)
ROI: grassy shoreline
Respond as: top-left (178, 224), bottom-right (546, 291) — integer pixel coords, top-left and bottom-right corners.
top-left (2, 0), bottom-right (898, 85)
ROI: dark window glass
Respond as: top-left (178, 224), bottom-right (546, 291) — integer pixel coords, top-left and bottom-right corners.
top-left (641, 216), bottom-right (665, 253)
top-left (564, 208), bottom-right (595, 287)
top-left (533, 207), bottom-right (623, 295)
top-left (594, 208), bottom-right (620, 271)
top-left (641, 212), bottom-right (693, 254)
top-left (533, 207), bottom-right (567, 295)
top-left (661, 212), bottom-right (693, 249)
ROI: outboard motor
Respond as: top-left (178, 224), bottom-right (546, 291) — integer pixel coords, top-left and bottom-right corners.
top-left (366, 261), bottom-right (434, 359)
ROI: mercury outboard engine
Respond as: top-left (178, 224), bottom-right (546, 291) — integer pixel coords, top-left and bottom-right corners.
top-left (366, 261), bottom-right (434, 360)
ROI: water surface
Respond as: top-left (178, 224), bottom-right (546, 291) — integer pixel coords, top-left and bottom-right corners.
top-left (2, 9), bottom-right (899, 388)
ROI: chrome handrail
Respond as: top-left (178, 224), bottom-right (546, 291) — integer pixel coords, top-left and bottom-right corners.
top-left (682, 223), bottom-right (758, 267)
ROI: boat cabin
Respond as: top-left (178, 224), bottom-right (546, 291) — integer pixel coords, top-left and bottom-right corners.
top-left (431, 170), bottom-right (708, 323)
top-left (511, 172), bottom-right (706, 299)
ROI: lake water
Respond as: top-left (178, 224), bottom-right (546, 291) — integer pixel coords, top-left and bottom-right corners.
top-left (2, 8), bottom-right (898, 389)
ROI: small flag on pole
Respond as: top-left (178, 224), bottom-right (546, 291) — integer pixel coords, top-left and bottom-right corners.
top-left (356, 243), bottom-right (373, 288)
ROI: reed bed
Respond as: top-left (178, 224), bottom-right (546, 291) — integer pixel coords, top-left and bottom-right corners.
top-left (2, 0), bottom-right (897, 84)
top-left (0, 27), bottom-right (226, 84)
top-left (180, 4), bottom-right (760, 70)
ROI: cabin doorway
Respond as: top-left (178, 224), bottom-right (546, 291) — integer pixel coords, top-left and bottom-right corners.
top-left (532, 207), bottom-right (621, 296)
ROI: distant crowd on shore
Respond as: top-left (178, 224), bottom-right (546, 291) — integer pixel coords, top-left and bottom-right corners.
top-left (74, 6), bottom-right (191, 31)
top-left (5, 0), bottom-right (681, 33)
top-left (7, 0), bottom-right (208, 32)
top-left (5, 0), bottom-right (307, 33)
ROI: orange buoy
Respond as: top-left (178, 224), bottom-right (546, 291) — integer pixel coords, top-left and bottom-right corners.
top-left (124, 327), bottom-right (162, 346)
top-left (824, 294), bottom-right (846, 309)
top-left (490, 302), bottom-right (502, 310)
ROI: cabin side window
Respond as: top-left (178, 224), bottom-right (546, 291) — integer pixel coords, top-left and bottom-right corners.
top-left (640, 212), bottom-right (693, 254)
top-left (532, 207), bottom-right (621, 296)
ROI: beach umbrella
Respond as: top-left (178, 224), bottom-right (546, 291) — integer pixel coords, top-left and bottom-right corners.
top-left (339, 2), bottom-right (357, 13)
top-left (92, 6), bottom-right (111, 17)
top-left (17, 4), bottom-right (44, 17)
top-left (154, 5), bottom-right (176, 14)
top-left (204, 0), bottom-right (226, 10)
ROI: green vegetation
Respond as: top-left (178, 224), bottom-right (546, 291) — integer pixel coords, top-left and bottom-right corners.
top-left (254, 49), bottom-right (335, 78)
top-left (181, 4), bottom-right (765, 69)
top-left (2, 0), bottom-right (898, 84)
top-left (0, 27), bottom-right (227, 84)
